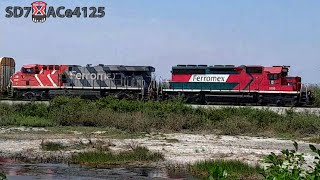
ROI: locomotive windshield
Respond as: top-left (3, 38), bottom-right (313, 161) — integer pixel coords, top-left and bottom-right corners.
top-left (281, 68), bottom-right (288, 77)
top-left (21, 68), bottom-right (34, 74)
top-left (267, 74), bottom-right (279, 80)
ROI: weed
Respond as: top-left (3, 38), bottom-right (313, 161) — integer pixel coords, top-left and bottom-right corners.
top-left (0, 171), bottom-right (6, 180)
top-left (188, 159), bottom-right (261, 179)
top-left (41, 140), bottom-right (65, 151)
top-left (308, 136), bottom-right (320, 144)
top-left (70, 145), bottom-right (164, 166)
top-left (165, 138), bottom-right (180, 143)
top-left (261, 141), bottom-right (320, 179)
top-left (0, 97), bottom-right (320, 138)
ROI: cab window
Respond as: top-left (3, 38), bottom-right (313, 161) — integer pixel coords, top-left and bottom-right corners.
top-left (246, 67), bottom-right (262, 74)
top-left (35, 66), bottom-right (40, 74)
top-left (22, 68), bottom-right (34, 74)
top-left (268, 74), bottom-right (279, 80)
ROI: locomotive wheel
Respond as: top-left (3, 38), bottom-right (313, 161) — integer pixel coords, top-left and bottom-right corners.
top-left (257, 96), bottom-right (267, 106)
top-left (24, 92), bottom-right (34, 101)
top-left (276, 99), bottom-right (285, 107)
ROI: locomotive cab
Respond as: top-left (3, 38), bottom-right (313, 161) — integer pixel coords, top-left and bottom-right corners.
top-left (282, 76), bottom-right (301, 91)
top-left (21, 65), bottom-right (37, 74)
top-left (11, 64), bottom-right (37, 87)
top-left (266, 66), bottom-right (300, 92)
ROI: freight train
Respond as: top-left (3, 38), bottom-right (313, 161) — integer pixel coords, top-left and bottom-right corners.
top-left (0, 57), bottom-right (314, 106)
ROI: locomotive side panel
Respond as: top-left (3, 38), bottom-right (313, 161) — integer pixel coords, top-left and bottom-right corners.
top-left (64, 65), bottom-right (154, 90)
top-left (163, 65), bottom-right (303, 106)
top-left (169, 65), bottom-right (245, 91)
top-left (10, 63), bottom-right (155, 99)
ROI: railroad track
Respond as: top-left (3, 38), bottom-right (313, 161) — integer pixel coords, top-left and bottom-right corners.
top-left (0, 100), bottom-right (319, 115)
top-left (0, 100), bottom-right (50, 105)
top-left (190, 105), bottom-right (320, 115)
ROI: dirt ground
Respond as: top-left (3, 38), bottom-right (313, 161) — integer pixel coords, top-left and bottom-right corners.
top-left (0, 127), bottom-right (319, 167)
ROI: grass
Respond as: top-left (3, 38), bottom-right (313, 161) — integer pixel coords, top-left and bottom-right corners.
top-left (308, 84), bottom-right (320, 107)
top-left (40, 141), bottom-right (65, 151)
top-left (0, 171), bottom-right (6, 180)
top-left (165, 138), bottom-right (180, 143)
top-left (0, 115), bottom-right (55, 127)
top-left (70, 145), bottom-right (164, 166)
top-left (0, 96), bottom-right (320, 138)
top-left (188, 159), bottom-right (262, 180)
top-left (306, 136), bottom-right (320, 144)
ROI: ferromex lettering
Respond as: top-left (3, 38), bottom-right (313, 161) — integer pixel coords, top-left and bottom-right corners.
top-left (189, 74), bottom-right (229, 82)
top-left (69, 72), bottom-right (115, 80)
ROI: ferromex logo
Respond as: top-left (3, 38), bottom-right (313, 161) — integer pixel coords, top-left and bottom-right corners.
top-left (31, 1), bottom-right (46, 23)
top-left (5, 1), bottom-right (105, 23)
top-left (69, 72), bottom-right (115, 81)
top-left (189, 74), bottom-right (229, 82)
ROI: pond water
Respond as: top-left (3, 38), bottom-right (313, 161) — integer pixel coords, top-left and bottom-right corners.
top-left (0, 159), bottom-right (194, 180)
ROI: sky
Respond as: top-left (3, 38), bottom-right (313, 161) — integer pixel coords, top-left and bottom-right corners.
top-left (0, 0), bottom-right (319, 83)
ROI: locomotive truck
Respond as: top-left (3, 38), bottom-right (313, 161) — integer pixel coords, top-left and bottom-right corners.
top-left (0, 57), bottom-right (314, 106)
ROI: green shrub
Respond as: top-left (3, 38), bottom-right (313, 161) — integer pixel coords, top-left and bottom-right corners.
top-left (308, 85), bottom-right (320, 107)
top-left (261, 141), bottom-right (320, 179)
top-left (0, 171), bottom-right (6, 180)
top-left (15, 103), bottom-right (48, 117)
top-left (70, 145), bottom-right (164, 165)
top-left (0, 114), bottom-right (54, 127)
top-left (189, 159), bottom-right (261, 179)
top-left (15, 115), bottom-right (55, 127)
top-left (41, 141), bottom-right (65, 151)
top-left (0, 97), bottom-right (319, 138)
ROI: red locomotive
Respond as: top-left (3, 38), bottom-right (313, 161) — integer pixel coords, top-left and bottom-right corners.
top-left (0, 57), bottom-right (313, 106)
top-left (162, 64), bottom-right (312, 106)
top-left (9, 63), bottom-right (154, 100)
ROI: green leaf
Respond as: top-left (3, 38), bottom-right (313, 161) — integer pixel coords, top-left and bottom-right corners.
top-left (0, 172), bottom-right (6, 180)
top-left (293, 141), bottom-right (298, 151)
top-left (310, 144), bottom-right (317, 153)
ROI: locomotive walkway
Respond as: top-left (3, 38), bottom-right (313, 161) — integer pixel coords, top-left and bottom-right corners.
top-left (0, 100), bottom-right (319, 115)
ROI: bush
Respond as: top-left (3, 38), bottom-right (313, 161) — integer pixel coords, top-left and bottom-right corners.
top-left (261, 141), bottom-right (320, 179)
top-left (0, 97), bottom-right (320, 138)
top-left (41, 141), bottom-right (65, 151)
top-left (0, 171), bottom-right (6, 180)
top-left (0, 115), bottom-right (54, 127)
top-left (70, 145), bottom-right (164, 165)
top-left (188, 159), bottom-right (261, 179)
top-left (308, 85), bottom-right (320, 107)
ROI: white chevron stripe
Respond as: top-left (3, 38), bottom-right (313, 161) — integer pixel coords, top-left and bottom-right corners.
top-left (51, 70), bottom-right (56, 74)
top-left (47, 74), bottom-right (57, 87)
top-left (35, 74), bottom-right (44, 86)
